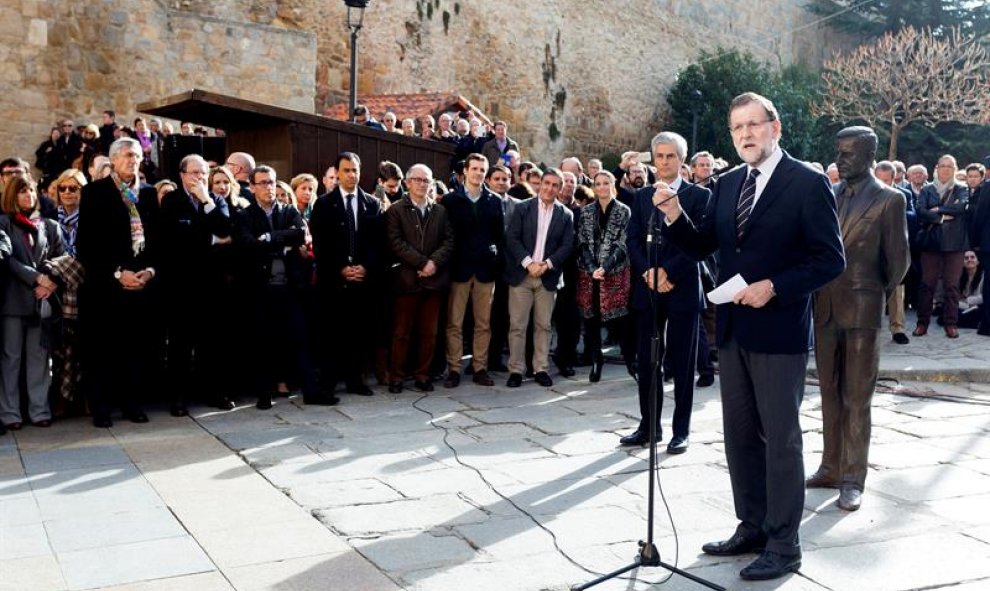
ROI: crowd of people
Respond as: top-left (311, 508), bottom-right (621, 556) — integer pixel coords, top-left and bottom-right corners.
top-left (0, 101), bottom-right (987, 444)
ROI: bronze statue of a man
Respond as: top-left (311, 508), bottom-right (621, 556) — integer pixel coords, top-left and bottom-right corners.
top-left (808, 126), bottom-right (910, 511)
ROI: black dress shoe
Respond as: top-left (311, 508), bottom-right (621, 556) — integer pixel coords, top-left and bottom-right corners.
top-left (892, 332), bottom-right (910, 345)
top-left (0, 423), bottom-right (5, 435)
top-left (346, 384), bottom-right (374, 396)
top-left (534, 371), bottom-right (553, 387)
top-left (388, 381), bottom-right (403, 394)
top-left (666, 435), bottom-right (689, 454)
top-left (92, 416), bottom-right (113, 429)
top-left (444, 371), bottom-right (461, 388)
top-left (169, 404), bottom-right (188, 418)
top-left (303, 393), bottom-right (340, 406)
top-left (127, 412), bottom-right (149, 424)
top-left (506, 373), bottom-right (523, 387)
top-left (256, 395), bottom-right (273, 410)
top-left (33, 419), bottom-right (52, 428)
top-left (213, 397), bottom-right (235, 411)
top-left (414, 380), bottom-right (434, 392)
top-left (589, 360), bottom-right (603, 383)
top-left (695, 374), bottom-right (715, 387)
top-left (805, 468), bottom-right (840, 489)
top-left (619, 429), bottom-right (648, 447)
top-left (558, 366), bottom-right (576, 378)
top-left (7, 422), bottom-right (23, 431)
top-left (702, 532), bottom-right (767, 557)
top-left (837, 486), bottom-right (862, 511)
top-left (739, 550), bottom-right (801, 581)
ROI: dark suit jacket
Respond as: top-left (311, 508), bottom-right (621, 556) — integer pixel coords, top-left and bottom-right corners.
top-left (815, 176), bottom-right (910, 330)
top-left (627, 182), bottom-right (711, 312)
top-left (504, 198), bottom-right (574, 291)
top-left (968, 181), bottom-right (990, 252)
top-left (444, 186), bottom-right (504, 283)
top-left (158, 190), bottom-right (230, 290)
top-left (916, 182), bottom-right (968, 252)
top-left (664, 151), bottom-right (846, 354)
top-left (0, 215), bottom-right (66, 317)
top-left (309, 186), bottom-right (385, 290)
top-left (76, 175), bottom-right (160, 311)
top-left (234, 202), bottom-right (307, 290)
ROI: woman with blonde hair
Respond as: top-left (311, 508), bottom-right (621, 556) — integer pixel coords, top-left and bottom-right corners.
top-left (290, 173), bottom-right (319, 221)
top-left (275, 181), bottom-right (297, 209)
top-left (0, 176), bottom-right (67, 429)
top-left (49, 169), bottom-right (87, 412)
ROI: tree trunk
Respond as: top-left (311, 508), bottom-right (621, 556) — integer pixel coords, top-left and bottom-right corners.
top-left (888, 123), bottom-right (901, 160)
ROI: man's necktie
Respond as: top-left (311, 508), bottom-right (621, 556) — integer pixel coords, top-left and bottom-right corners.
top-left (838, 184), bottom-right (855, 218)
top-left (735, 168), bottom-right (761, 241)
top-left (345, 194), bottom-right (356, 262)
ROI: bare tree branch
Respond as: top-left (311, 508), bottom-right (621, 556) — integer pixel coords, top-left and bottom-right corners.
top-left (814, 27), bottom-right (990, 158)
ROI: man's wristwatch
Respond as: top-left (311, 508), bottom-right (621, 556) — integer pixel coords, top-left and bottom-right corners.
top-left (114, 268), bottom-right (123, 280)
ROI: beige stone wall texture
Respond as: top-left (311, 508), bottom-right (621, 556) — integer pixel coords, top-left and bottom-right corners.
top-left (0, 0), bottom-right (838, 169)
top-left (0, 0), bottom-right (314, 166)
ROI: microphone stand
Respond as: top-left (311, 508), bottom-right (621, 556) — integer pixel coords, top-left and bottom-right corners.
top-left (572, 174), bottom-right (728, 591)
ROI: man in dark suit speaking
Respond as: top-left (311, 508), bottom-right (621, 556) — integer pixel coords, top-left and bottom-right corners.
top-left (656, 92), bottom-right (845, 581)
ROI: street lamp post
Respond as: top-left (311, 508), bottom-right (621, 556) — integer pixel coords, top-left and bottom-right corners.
top-left (344, 0), bottom-right (369, 123)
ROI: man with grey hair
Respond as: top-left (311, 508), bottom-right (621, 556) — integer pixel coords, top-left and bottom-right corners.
top-left (874, 160), bottom-right (916, 345)
top-left (622, 131), bottom-right (711, 454)
top-left (561, 156), bottom-right (591, 188)
top-left (385, 163), bottom-right (454, 393)
top-left (587, 158), bottom-right (603, 178)
top-left (656, 92), bottom-right (844, 580)
top-left (159, 154), bottom-right (232, 415)
top-left (77, 137), bottom-right (160, 428)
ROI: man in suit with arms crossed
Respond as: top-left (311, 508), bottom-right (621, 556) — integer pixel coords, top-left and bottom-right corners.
top-left (622, 131), bottom-right (711, 454)
top-left (656, 92), bottom-right (845, 581)
top-left (808, 127), bottom-right (909, 512)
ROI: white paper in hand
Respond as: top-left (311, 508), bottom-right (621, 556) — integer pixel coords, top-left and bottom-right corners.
top-left (707, 273), bottom-right (748, 305)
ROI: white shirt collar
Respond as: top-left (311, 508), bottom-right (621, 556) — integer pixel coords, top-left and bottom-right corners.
top-left (749, 145), bottom-right (784, 179)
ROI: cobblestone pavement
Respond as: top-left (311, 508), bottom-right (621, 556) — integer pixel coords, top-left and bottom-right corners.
top-left (1, 318), bottom-right (988, 590)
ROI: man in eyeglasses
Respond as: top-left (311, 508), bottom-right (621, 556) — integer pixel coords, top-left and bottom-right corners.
top-left (656, 92), bottom-right (845, 581)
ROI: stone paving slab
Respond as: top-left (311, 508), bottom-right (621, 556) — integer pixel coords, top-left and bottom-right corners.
top-left (2, 344), bottom-right (990, 590)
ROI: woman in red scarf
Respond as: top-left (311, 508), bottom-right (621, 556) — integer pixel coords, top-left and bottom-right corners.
top-left (0, 176), bottom-right (67, 430)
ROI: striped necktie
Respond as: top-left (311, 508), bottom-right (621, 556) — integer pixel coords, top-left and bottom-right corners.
top-left (735, 168), bottom-right (761, 240)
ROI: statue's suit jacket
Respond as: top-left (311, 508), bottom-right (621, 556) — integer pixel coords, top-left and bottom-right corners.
top-left (814, 175), bottom-right (910, 329)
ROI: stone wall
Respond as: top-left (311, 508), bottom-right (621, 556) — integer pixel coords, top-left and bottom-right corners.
top-left (0, 0), bottom-right (841, 170)
top-left (0, 0), bottom-right (314, 167)
top-left (306, 0), bottom-right (847, 163)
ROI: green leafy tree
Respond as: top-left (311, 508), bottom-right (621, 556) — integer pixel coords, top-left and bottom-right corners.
top-left (667, 48), bottom-right (832, 165)
top-left (805, 0), bottom-right (990, 41)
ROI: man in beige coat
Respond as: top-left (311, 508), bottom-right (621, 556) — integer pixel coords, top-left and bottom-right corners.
top-left (808, 126), bottom-right (910, 511)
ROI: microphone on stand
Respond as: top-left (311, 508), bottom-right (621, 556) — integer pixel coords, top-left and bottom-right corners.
top-left (646, 164), bottom-right (736, 244)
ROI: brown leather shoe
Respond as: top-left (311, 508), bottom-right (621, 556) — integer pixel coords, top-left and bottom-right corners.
top-left (945, 325), bottom-right (959, 338)
top-left (912, 324), bottom-right (928, 336)
top-left (805, 468), bottom-right (840, 489)
top-left (472, 369), bottom-right (495, 386)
